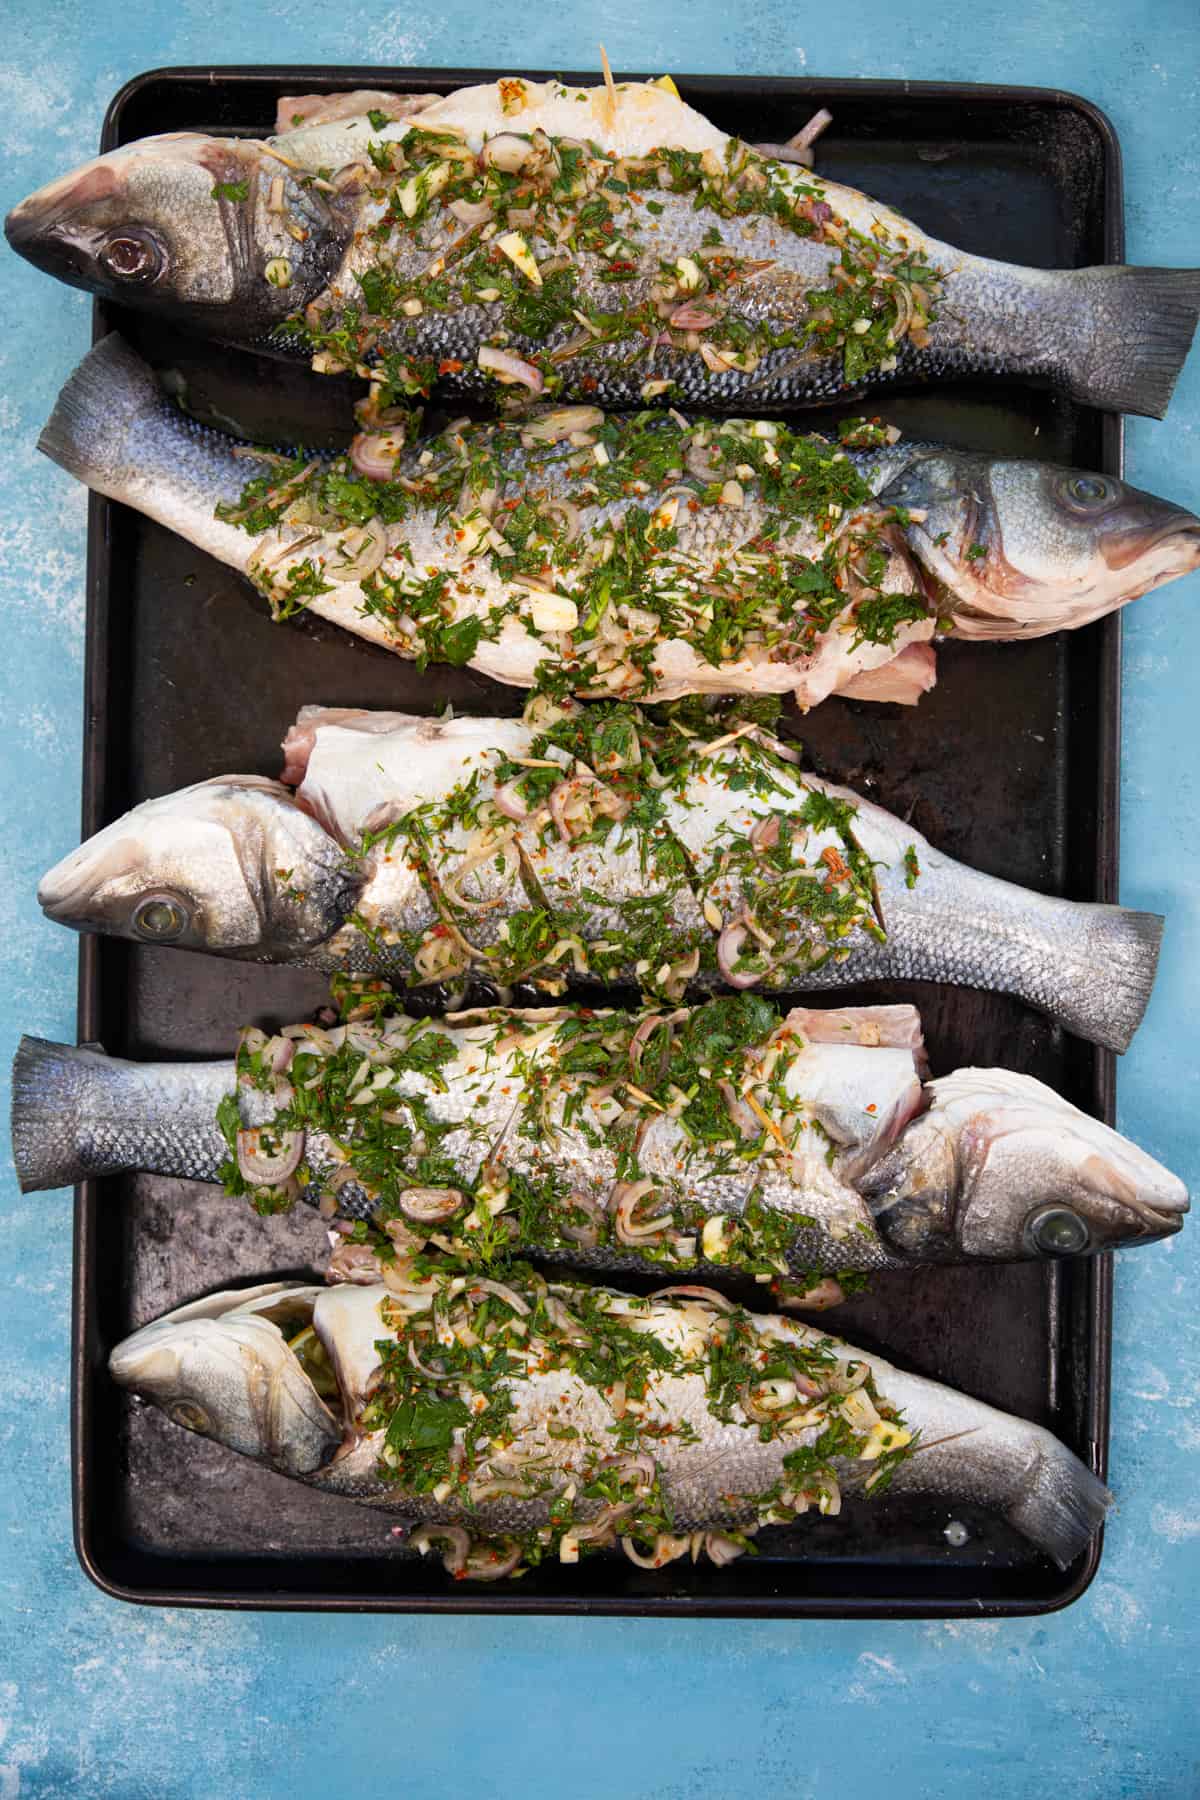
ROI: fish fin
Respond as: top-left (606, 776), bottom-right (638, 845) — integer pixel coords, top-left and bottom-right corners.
top-left (37, 332), bottom-right (158, 489)
top-left (274, 89), bottom-right (436, 135)
top-left (10, 1035), bottom-right (118, 1193)
top-left (836, 643), bottom-right (938, 705)
top-left (1063, 267), bottom-right (1200, 419)
top-left (1007, 1439), bottom-right (1112, 1570)
top-left (1048, 906), bottom-right (1164, 1053)
top-left (783, 1002), bottom-right (926, 1059)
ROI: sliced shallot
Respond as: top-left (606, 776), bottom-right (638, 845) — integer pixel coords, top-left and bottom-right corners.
top-left (477, 346), bottom-right (544, 392)
top-left (236, 1126), bottom-right (305, 1185)
top-left (398, 1186), bottom-right (466, 1225)
top-left (350, 432), bottom-right (405, 480)
top-left (716, 917), bottom-right (760, 989)
top-left (409, 1524), bottom-right (469, 1575)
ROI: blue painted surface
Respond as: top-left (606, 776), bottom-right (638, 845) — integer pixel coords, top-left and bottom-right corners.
top-left (1, 5), bottom-right (1198, 1794)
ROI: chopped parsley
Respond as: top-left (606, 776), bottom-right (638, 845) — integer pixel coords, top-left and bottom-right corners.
top-left (218, 406), bottom-right (933, 695)
top-left (281, 122), bottom-right (941, 397)
top-left (305, 1259), bottom-right (918, 1579)
top-left (220, 975), bottom-right (896, 1288)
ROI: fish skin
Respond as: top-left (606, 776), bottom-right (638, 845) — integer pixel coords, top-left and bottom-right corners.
top-left (35, 336), bottom-right (1200, 706)
top-left (11, 998), bottom-right (1188, 1271)
top-left (107, 1274), bottom-right (1113, 1572)
top-left (38, 701), bottom-right (1166, 1052)
top-left (8, 78), bottom-right (1200, 418)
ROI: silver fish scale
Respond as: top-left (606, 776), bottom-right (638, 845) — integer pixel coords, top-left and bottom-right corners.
top-left (299, 1029), bottom-right (897, 1273)
top-left (788, 791), bottom-right (1163, 1052)
top-left (294, 1292), bottom-right (1107, 1567)
top-left (295, 715), bottom-right (1157, 1049)
top-left (310, 153), bottom-right (1177, 414)
top-left (18, 1049), bottom-right (233, 1190)
top-left (323, 186), bottom-right (936, 409)
top-left (317, 742), bottom-right (888, 993)
top-left (316, 1365), bottom-right (788, 1531)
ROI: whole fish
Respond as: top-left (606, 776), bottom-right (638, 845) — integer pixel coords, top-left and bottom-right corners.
top-left (36, 698), bottom-right (1166, 1052)
top-left (8, 77), bottom-right (1200, 418)
top-left (37, 338), bottom-right (1200, 707)
top-left (12, 997), bottom-right (1188, 1288)
top-left (108, 1270), bottom-right (1113, 1575)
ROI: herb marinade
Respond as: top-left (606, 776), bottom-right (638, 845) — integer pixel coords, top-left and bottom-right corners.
top-left (219, 977), bottom-right (923, 1297)
top-left (217, 408), bottom-right (941, 699)
top-left (296, 1266), bottom-right (915, 1578)
top-left (205, 89), bottom-right (937, 1578)
top-left (305, 698), bottom-right (914, 1003)
top-left (284, 99), bottom-right (941, 409)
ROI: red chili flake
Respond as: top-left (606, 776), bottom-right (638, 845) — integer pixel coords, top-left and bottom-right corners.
top-left (438, 358), bottom-right (464, 375)
top-left (865, 1102), bottom-right (877, 1114)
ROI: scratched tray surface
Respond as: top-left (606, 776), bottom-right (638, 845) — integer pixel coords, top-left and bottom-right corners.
top-left (75, 69), bottom-right (1120, 1615)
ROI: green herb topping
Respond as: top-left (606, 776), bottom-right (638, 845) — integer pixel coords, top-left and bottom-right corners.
top-left (286, 695), bottom-right (898, 1002)
top-left (304, 1261), bottom-right (914, 1579)
top-left (221, 975), bottom-right (903, 1289)
top-left (217, 408), bottom-right (932, 696)
top-left (280, 121), bottom-right (941, 397)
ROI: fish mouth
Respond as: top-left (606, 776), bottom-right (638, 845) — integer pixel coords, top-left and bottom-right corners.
top-left (1117, 1186), bottom-right (1190, 1241)
top-left (37, 833), bottom-right (144, 930)
top-left (1102, 511), bottom-right (1200, 580)
top-left (1133, 1205), bottom-right (1188, 1243)
top-left (1060, 1171), bottom-right (1189, 1252)
top-left (6, 154), bottom-right (126, 285)
top-left (38, 854), bottom-right (116, 929)
top-left (5, 205), bottom-right (99, 291)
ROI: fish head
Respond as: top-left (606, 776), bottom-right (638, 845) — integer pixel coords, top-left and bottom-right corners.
top-left (864, 1068), bottom-right (1189, 1260)
top-left (880, 451), bottom-right (1200, 637)
top-left (5, 133), bottom-right (350, 340)
top-left (108, 1282), bottom-right (344, 1476)
top-left (37, 776), bottom-right (358, 958)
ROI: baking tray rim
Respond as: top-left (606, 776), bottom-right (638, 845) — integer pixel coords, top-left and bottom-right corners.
top-left (69, 64), bottom-right (1124, 1617)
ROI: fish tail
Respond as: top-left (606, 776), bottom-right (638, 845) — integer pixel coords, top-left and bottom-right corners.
top-left (37, 332), bottom-right (162, 489)
top-left (878, 845), bottom-right (1164, 1052)
top-left (1007, 1437), bottom-right (1112, 1570)
top-left (1042, 904), bottom-right (1164, 1054)
top-left (1059, 266), bottom-right (1200, 419)
top-left (10, 1036), bottom-right (232, 1192)
top-left (10, 1036), bottom-right (123, 1192)
top-left (38, 334), bottom-right (253, 544)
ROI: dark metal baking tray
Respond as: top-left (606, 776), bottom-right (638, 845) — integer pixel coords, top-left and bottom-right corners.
top-left (71, 66), bottom-right (1124, 1616)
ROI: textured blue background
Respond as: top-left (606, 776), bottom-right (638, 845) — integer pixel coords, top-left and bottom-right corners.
top-left (2, 7), bottom-right (1198, 1796)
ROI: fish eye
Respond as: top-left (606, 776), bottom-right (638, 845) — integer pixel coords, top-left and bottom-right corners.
top-left (132, 894), bottom-right (189, 941)
top-left (1025, 1205), bottom-right (1091, 1257)
top-left (168, 1400), bottom-right (212, 1434)
top-left (1058, 473), bottom-right (1114, 512)
top-left (99, 230), bottom-right (163, 283)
